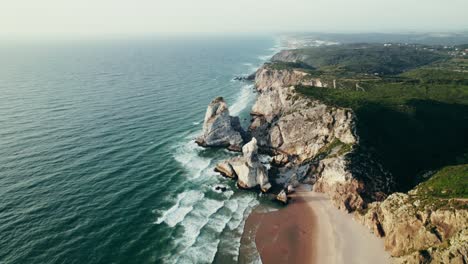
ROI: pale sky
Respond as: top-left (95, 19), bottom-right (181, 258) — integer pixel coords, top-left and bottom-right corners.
top-left (1, 0), bottom-right (468, 39)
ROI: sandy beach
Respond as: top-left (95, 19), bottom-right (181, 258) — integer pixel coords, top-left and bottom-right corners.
top-left (243, 185), bottom-right (391, 264)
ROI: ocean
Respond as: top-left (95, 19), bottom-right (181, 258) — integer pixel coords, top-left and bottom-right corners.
top-left (0, 35), bottom-right (279, 263)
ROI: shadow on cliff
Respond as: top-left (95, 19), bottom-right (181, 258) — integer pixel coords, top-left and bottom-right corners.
top-left (349, 99), bottom-right (468, 192)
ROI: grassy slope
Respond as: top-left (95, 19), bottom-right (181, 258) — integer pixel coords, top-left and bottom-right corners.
top-left (416, 164), bottom-right (468, 199)
top-left (287, 44), bottom-right (468, 193)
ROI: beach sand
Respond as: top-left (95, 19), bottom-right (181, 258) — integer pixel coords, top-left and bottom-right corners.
top-left (242, 185), bottom-right (391, 264)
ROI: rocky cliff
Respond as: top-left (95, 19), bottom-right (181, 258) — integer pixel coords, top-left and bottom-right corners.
top-left (201, 58), bottom-right (467, 263)
top-left (355, 192), bottom-right (467, 264)
top-left (251, 64), bottom-right (390, 211)
top-left (249, 63), bottom-right (467, 263)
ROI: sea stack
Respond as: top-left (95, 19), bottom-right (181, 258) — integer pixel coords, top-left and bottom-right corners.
top-left (215, 137), bottom-right (271, 192)
top-left (195, 96), bottom-right (244, 151)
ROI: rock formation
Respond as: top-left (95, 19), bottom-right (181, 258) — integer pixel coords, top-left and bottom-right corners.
top-left (251, 65), bottom-right (356, 163)
top-left (355, 192), bottom-right (468, 264)
top-left (249, 64), bottom-right (387, 210)
top-left (196, 97), bottom-right (244, 151)
top-left (215, 138), bottom-right (271, 192)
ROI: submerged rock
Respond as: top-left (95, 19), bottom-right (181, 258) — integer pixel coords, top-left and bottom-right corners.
top-left (215, 138), bottom-right (271, 192)
top-left (195, 96), bottom-right (244, 151)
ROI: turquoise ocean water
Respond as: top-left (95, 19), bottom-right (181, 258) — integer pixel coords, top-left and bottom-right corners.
top-left (0, 36), bottom-right (279, 263)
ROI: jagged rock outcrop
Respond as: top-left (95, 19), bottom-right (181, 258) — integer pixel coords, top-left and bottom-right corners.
top-left (355, 193), bottom-right (468, 263)
top-left (196, 97), bottom-right (244, 151)
top-left (255, 65), bottom-right (329, 90)
top-left (250, 81), bottom-right (356, 162)
top-left (215, 138), bottom-right (271, 192)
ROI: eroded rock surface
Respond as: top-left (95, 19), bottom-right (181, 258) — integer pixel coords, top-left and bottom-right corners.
top-left (196, 97), bottom-right (244, 151)
top-left (355, 193), bottom-right (468, 263)
top-left (251, 66), bottom-right (356, 162)
top-left (215, 138), bottom-right (271, 192)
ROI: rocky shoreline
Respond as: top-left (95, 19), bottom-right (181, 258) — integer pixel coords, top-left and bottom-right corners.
top-left (196, 57), bottom-right (467, 263)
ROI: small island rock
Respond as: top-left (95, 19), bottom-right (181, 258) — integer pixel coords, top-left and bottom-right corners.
top-left (195, 97), bottom-right (244, 151)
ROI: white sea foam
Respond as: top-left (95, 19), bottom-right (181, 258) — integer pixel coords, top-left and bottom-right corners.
top-left (173, 136), bottom-right (211, 180)
top-left (223, 196), bottom-right (260, 262)
top-left (154, 190), bottom-right (205, 227)
top-left (229, 84), bottom-right (255, 116)
top-left (257, 38), bottom-right (284, 62)
top-left (166, 198), bottom-right (225, 263)
top-left (227, 195), bottom-right (258, 231)
top-left (242, 62), bottom-right (258, 73)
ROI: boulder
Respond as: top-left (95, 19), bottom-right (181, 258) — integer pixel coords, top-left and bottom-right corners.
top-left (214, 160), bottom-right (236, 178)
top-left (355, 193), bottom-right (468, 261)
top-left (276, 189), bottom-right (288, 204)
top-left (196, 97), bottom-right (244, 151)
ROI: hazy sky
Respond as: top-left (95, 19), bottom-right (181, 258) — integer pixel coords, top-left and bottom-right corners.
top-left (1, 0), bottom-right (468, 39)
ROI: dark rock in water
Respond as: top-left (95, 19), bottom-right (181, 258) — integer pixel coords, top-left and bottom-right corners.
top-left (214, 185), bottom-right (228, 192)
top-left (233, 73), bottom-right (256, 82)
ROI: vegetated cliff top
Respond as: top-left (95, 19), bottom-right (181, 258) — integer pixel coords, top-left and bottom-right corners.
top-left (272, 43), bottom-right (451, 75)
top-left (416, 164), bottom-right (468, 199)
top-left (270, 43), bottom-right (468, 194)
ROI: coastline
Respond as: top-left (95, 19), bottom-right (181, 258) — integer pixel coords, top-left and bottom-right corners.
top-left (242, 185), bottom-right (391, 264)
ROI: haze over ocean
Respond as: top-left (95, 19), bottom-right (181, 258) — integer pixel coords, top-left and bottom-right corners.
top-left (0, 36), bottom-right (279, 263)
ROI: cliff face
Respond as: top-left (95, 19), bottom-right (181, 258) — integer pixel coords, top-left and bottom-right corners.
top-left (252, 66), bottom-right (355, 160)
top-left (355, 193), bottom-right (468, 264)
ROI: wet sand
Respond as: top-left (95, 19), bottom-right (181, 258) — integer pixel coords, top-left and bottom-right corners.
top-left (242, 194), bottom-right (316, 264)
top-left (242, 185), bottom-right (391, 264)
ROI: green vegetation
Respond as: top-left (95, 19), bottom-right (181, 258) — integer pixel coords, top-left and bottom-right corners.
top-left (265, 61), bottom-right (315, 71)
top-left (416, 165), bottom-right (468, 199)
top-left (286, 43), bottom-right (468, 192)
top-left (285, 44), bottom-right (446, 75)
top-left (316, 138), bottom-right (353, 158)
